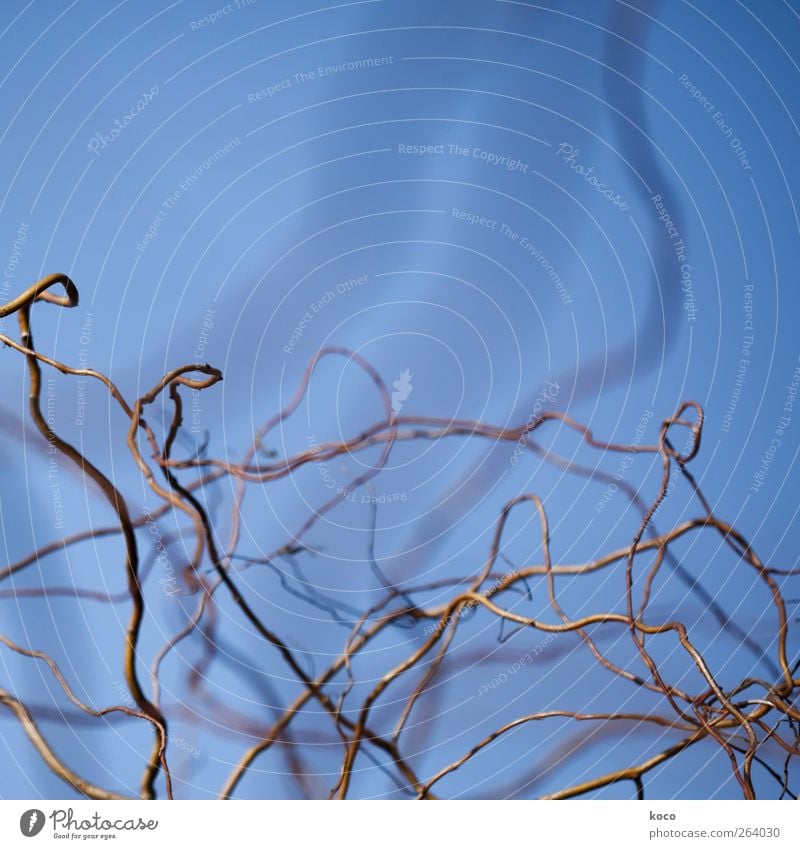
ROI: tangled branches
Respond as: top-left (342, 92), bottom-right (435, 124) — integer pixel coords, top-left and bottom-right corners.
top-left (0, 275), bottom-right (798, 800)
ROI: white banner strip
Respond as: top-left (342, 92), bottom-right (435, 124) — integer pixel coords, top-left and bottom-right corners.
top-left (1, 800), bottom-right (798, 848)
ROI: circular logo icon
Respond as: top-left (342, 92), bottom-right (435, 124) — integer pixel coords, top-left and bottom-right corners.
top-left (19, 810), bottom-right (45, 837)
